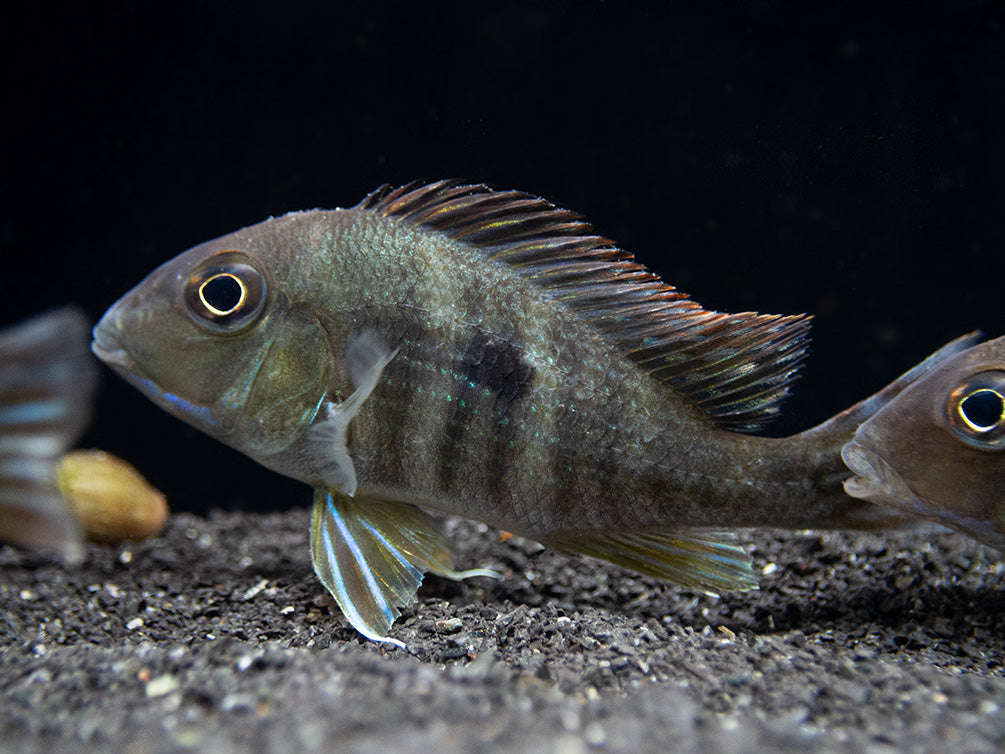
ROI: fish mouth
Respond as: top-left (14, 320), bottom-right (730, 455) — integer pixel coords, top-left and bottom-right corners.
top-left (90, 310), bottom-right (160, 396)
top-left (90, 307), bottom-right (232, 437)
top-left (91, 316), bottom-right (139, 374)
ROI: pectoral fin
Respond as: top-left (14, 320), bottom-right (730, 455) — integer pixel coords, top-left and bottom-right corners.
top-left (546, 528), bottom-right (757, 595)
top-left (310, 488), bottom-right (497, 646)
top-left (306, 331), bottom-right (399, 497)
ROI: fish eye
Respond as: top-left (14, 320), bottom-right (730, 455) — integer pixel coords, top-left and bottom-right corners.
top-left (184, 251), bottom-right (267, 332)
top-left (945, 370), bottom-right (1005, 450)
top-left (199, 273), bottom-right (245, 315)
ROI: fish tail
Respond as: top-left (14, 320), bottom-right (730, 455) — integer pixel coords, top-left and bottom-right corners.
top-left (0, 307), bottom-right (97, 564)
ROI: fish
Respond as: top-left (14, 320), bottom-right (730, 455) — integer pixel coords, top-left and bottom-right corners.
top-left (0, 310), bottom-right (168, 562)
top-left (0, 307), bottom-right (97, 564)
top-left (842, 333), bottom-right (1005, 551)
top-left (91, 179), bottom-right (936, 644)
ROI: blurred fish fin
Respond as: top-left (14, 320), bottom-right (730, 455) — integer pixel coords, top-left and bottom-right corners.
top-left (305, 331), bottom-right (399, 497)
top-left (0, 492), bottom-right (84, 565)
top-left (546, 527), bottom-right (757, 594)
top-left (310, 489), bottom-right (493, 645)
top-left (0, 307), bottom-right (96, 565)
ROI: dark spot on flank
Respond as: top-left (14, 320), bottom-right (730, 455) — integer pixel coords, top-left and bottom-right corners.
top-left (461, 332), bottom-right (535, 416)
top-left (437, 332), bottom-right (536, 492)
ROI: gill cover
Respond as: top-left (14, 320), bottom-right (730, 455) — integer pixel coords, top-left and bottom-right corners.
top-left (92, 239), bottom-right (330, 468)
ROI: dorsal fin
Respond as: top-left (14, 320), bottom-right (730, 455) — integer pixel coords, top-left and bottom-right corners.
top-left (357, 180), bottom-right (810, 432)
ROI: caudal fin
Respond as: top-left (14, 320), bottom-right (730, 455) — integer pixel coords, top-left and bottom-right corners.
top-left (0, 307), bottom-right (97, 564)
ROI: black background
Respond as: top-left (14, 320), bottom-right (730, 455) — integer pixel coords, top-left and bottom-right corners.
top-left (3, 3), bottom-right (1002, 512)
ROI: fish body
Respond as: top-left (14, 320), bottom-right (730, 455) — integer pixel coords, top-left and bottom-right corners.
top-left (0, 307), bottom-right (97, 564)
top-left (92, 180), bottom-right (920, 643)
top-left (843, 334), bottom-right (1005, 551)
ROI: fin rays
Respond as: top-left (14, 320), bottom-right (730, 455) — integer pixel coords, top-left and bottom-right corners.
top-left (547, 528), bottom-right (757, 595)
top-left (310, 489), bottom-right (496, 646)
top-left (358, 180), bottom-right (809, 431)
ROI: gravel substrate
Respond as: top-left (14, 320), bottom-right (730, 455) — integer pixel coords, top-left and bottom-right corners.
top-left (1, 509), bottom-right (1002, 752)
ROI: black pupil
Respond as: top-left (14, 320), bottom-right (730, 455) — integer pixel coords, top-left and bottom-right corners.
top-left (960, 389), bottom-right (1004, 430)
top-left (202, 274), bottom-right (243, 313)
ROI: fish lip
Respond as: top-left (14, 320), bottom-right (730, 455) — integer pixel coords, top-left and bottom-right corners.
top-left (91, 320), bottom-right (137, 373)
top-left (91, 316), bottom-right (158, 393)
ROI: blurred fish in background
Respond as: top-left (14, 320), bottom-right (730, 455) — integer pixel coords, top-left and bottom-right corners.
top-left (0, 308), bottom-right (168, 564)
top-left (0, 307), bottom-right (96, 564)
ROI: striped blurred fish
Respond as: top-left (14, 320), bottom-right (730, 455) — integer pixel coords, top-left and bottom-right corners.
top-left (0, 307), bottom-right (97, 564)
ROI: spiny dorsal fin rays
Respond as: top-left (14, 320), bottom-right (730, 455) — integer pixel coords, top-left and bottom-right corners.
top-left (357, 180), bottom-right (810, 432)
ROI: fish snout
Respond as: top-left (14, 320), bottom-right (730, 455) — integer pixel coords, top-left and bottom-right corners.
top-left (90, 306), bottom-right (133, 371)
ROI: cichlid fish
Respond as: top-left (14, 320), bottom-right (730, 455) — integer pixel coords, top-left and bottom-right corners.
top-left (92, 180), bottom-right (933, 644)
top-left (0, 307), bottom-right (97, 564)
top-left (842, 333), bottom-right (1005, 551)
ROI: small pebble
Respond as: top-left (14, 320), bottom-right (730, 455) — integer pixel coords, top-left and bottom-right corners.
top-left (434, 617), bottom-right (463, 635)
top-left (145, 674), bottom-right (179, 698)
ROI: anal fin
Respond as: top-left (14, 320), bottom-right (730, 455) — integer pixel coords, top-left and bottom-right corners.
top-left (545, 528), bottom-right (757, 595)
top-left (310, 489), bottom-right (496, 646)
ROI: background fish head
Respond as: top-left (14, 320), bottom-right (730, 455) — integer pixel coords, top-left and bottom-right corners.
top-left (91, 219), bottom-right (332, 465)
top-left (842, 335), bottom-right (1005, 550)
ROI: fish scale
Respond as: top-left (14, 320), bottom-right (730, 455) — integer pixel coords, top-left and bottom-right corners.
top-left (92, 179), bottom-right (946, 644)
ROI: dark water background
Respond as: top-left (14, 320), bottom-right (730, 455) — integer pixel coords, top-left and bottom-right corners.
top-left (3, 3), bottom-right (1002, 512)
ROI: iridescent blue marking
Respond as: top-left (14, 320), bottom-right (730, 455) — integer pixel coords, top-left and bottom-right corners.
top-left (358, 519), bottom-right (424, 581)
top-left (321, 492), bottom-right (396, 634)
top-left (132, 375), bottom-right (219, 427)
top-left (318, 501), bottom-right (371, 637)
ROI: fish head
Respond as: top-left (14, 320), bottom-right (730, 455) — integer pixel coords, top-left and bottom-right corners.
top-left (92, 223), bottom-right (332, 463)
top-left (842, 335), bottom-right (1005, 550)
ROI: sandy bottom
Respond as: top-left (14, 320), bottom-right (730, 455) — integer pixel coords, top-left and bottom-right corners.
top-left (1, 509), bottom-right (1003, 752)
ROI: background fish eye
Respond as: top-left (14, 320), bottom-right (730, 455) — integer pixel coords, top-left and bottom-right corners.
top-left (184, 252), bottom-right (266, 332)
top-left (946, 371), bottom-right (1005, 450)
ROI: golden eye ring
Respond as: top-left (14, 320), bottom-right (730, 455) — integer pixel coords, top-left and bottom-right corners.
top-left (184, 251), bottom-right (267, 333)
top-left (198, 272), bottom-right (247, 316)
top-left (946, 370), bottom-right (1005, 450)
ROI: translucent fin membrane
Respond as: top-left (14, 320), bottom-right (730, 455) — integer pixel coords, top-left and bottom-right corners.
top-left (547, 527), bottom-right (757, 594)
top-left (310, 489), bottom-right (496, 645)
top-left (359, 180), bottom-right (810, 431)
